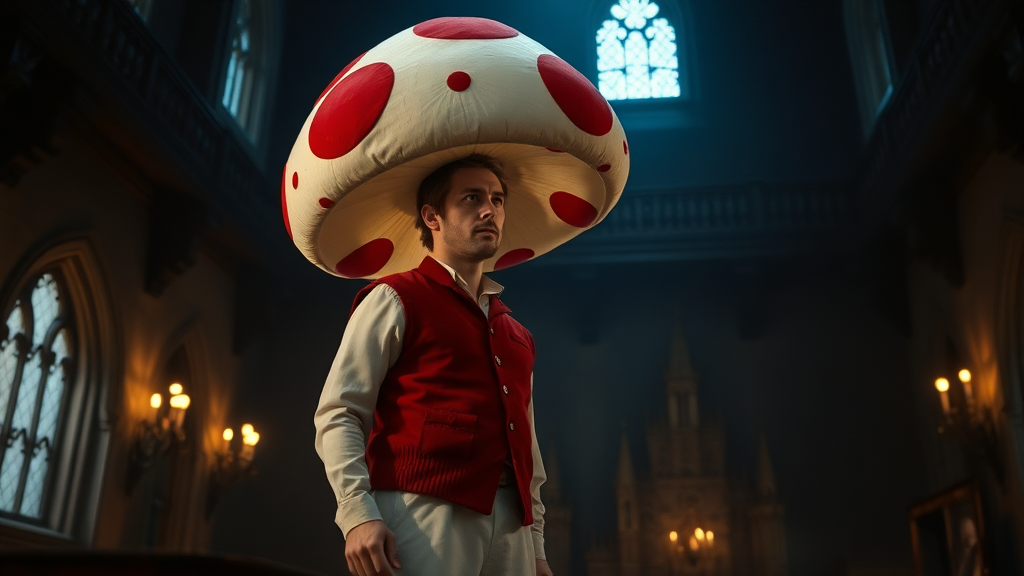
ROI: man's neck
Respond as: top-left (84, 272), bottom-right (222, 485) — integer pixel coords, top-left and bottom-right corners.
top-left (430, 251), bottom-right (485, 298)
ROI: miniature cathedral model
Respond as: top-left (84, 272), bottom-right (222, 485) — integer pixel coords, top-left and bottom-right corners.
top-left (587, 323), bottom-right (788, 576)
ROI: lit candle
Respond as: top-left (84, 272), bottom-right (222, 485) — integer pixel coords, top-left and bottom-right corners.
top-left (695, 527), bottom-right (704, 542)
top-left (935, 378), bottom-right (950, 415)
top-left (169, 393), bottom-right (190, 428)
top-left (169, 382), bottom-right (183, 396)
top-left (222, 428), bottom-right (234, 453)
top-left (241, 431), bottom-right (260, 462)
top-left (958, 369), bottom-right (973, 406)
top-left (149, 393), bottom-right (162, 424)
top-left (689, 535), bottom-right (699, 551)
top-left (669, 531), bottom-right (678, 543)
top-left (241, 423), bottom-right (254, 438)
top-left (706, 531), bottom-right (714, 547)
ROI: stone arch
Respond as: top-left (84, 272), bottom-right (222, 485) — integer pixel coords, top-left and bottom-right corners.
top-left (145, 320), bottom-right (214, 551)
top-left (0, 235), bottom-right (121, 543)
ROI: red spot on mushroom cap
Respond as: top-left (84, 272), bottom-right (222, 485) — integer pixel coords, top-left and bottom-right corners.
top-left (546, 147), bottom-right (564, 153)
top-left (316, 52), bottom-right (366, 106)
top-left (319, 198), bottom-right (335, 209)
top-left (495, 248), bottom-right (535, 270)
top-left (281, 166), bottom-right (292, 240)
top-left (597, 164), bottom-right (611, 172)
top-left (292, 172), bottom-right (299, 188)
top-left (550, 191), bottom-right (598, 228)
top-left (624, 140), bottom-right (629, 155)
top-left (537, 54), bottom-right (612, 136)
top-left (447, 71), bottom-right (471, 92)
top-left (309, 62), bottom-right (394, 160)
top-left (335, 238), bottom-right (394, 278)
top-left (414, 17), bottom-right (519, 39)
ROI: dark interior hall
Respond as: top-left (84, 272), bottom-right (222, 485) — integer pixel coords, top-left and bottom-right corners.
top-left (1, 1), bottom-right (1022, 575)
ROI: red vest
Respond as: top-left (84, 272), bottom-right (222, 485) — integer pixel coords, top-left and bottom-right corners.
top-left (350, 257), bottom-right (536, 524)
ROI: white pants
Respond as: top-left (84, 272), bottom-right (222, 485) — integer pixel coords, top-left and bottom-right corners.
top-left (372, 487), bottom-right (536, 576)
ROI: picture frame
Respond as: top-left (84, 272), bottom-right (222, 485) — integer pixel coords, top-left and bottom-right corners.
top-left (909, 480), bottom-right (987, 576)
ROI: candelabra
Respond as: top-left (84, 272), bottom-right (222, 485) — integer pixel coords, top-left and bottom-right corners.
top-left (206, 423), bottom-right (261, 517)
top-left (126, 382), bottom-right (190, 494)
top-left (934, 369), bottom-right (1004, 485)
top-left (669, 526), bottom-right (715, 572)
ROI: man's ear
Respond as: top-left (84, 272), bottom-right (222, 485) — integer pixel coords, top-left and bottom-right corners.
top-left (421, 204), bottom-right (440, 231)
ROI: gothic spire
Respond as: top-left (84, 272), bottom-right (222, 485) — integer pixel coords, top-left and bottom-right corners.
top-left (668, 310), bottom-right (696, 382)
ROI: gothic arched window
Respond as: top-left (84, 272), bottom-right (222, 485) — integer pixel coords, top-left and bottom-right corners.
top-left (0, 272), bottom-right (75, 520)
top-left (597, 0), bottom-right (685, 101)
top-left (222, 0), bottom-right (271, 141)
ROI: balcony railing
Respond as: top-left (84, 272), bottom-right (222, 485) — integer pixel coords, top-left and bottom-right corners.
top-left (543, 182), bottom-right (856, 264)
top-left (16, 0), bottom-right (279, 243)
top-left (857, 0), bottom-right (1009, 215)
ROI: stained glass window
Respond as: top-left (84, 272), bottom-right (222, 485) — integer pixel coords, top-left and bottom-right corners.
top-left (0, 273), bottom-right (74, 519)
top-left (598, 0), bottom-right (685, 101)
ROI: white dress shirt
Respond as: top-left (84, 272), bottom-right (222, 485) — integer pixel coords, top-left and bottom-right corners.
top-left (313, 257), bottom-right (547, 559)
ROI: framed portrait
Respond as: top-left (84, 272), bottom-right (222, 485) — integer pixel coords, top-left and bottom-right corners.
top-left (909, 481), bottom-right (986, 576)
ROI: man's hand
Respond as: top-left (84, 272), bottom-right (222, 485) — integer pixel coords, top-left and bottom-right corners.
top-left (345, 520), bottom-right (401, 576)
top-left (537, 558), bottom-right (553, 576)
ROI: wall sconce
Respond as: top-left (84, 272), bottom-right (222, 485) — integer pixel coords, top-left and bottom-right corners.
top-left (206, 422), bottom-right (261, 518)
top-left (934, 368), bottom-right (1004, 483)
top-left (669, 527), bottom-right (714, 568)
top-left (126, 382), bottom-right (191, 494)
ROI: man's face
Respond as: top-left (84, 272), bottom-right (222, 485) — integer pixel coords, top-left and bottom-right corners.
top-left (434, 166), bottom-right (505, 262)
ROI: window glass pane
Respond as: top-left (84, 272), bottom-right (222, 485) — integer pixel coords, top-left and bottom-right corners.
top-left (11, 350), bottom-right (42, 431)
top-left (30, 274), bottom-right (60, 349)
top-left (0, 303), bottom-right (24, 431)
top-left (19, 442), bottom-right (49, 518)
top-left (0, 434), bottom-right (26, 511)
top-left (35, 329), bottom-right (69, 443)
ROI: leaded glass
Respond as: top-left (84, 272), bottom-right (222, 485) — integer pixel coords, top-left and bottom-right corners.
top-left (597, 0), bottom-right (683, 101)
top-left (35, 330), bottom-right (69, 444)
top-left (0, 272), bottom-right (74, 519)
top-left (0, 303), bottom-right (24, 431)
top-left (0, 434), bottom-right (25, 511)
top-left (30, 274), bottom-right (60, 349)
top-left (20, 439), bottom-right (48, 517)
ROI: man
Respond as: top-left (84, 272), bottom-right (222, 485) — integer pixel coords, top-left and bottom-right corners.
top-left (314, 154), bottom-right (553, 576)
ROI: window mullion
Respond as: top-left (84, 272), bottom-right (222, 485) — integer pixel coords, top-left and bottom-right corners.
top-left (12, 334), bottom-right (54, 515)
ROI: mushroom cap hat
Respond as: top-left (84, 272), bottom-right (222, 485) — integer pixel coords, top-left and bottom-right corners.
top-left (283, 16), bottom-right (629, 279)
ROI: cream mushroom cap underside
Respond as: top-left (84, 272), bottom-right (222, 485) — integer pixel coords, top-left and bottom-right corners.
top-left (282, 17), bottom-right (630, 279)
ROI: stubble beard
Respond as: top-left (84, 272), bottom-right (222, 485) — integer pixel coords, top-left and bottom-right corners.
top-left (442, 226), bottom-right (501, 262)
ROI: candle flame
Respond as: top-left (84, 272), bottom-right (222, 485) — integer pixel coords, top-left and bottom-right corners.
top-left (958, 369), bottom-right (971, 383)
top-left (169, 382), bottom-right (183, 395)
top-left (169, 394), bottom-right (190, 409)
top-left (935, 377), bottom-right (950, 392)
top-left (223, 428), bottom-right (234, 441)
top-left (150, 393), bottom-right (162, 409)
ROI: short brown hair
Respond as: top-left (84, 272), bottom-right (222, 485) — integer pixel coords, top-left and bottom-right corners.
top-left (416, 154), bottom-right (508, 250)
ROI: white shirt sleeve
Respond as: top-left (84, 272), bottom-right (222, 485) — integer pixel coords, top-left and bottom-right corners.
top-left (529, 372), bottom-right (548, 560)
top-left (313, 284), bottom-right (404, 537)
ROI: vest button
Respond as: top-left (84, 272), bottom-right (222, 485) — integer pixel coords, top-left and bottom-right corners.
top-left (495, 355), bottom-right (502, 366)
top-left (490, 327), bottom-right (495, 334)
top-left (502, 384), bottom-right (509, 395)
top-left (508, 422), bottom-right (514, 431)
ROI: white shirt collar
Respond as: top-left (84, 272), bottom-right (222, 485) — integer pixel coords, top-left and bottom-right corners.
top-left (429, 256), bottom-right (504, 301)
